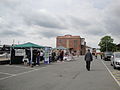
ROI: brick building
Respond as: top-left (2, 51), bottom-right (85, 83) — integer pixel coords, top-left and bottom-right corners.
top-left (56, 35), bottom-right (86, 55)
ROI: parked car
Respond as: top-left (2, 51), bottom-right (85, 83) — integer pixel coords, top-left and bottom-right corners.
top-left (111, 52), bottom-right (120, 69)
top-left (103, 52), bottom-right (113, 61)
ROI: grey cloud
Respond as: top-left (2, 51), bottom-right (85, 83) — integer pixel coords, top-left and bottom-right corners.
top-left (91, 0), bottom-right (112, 9)
top-left (23, 11), bottom-right (66, 29)
top-left (87, 29), bottom-right (105, 36)
top-left (38, 30), bottom-right (61, 38)
top-left (69, 16), bottom-right (91, 28)
top-left (0, 0), bottom-right (119, 47)
top-left (0, 0), bottom-right (20, 12)
top-left (105, 19), bottom-right (120, 37)
top-left (104, 0), bottom-right (120, 37)
top-left (0, 30), bottom-right (24, 37)
top-left (0, 16), bottom-right (25, 37)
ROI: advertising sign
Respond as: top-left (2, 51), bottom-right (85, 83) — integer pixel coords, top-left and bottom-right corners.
top-left (44, 47), bottom-right (50, 64)
top-left (15, 49), bottom-right (25, 56)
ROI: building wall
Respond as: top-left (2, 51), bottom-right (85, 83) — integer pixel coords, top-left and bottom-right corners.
top-left (56, 35), bottom-right (85, 53)
top-left (81, 42), bottom-right (86, 55)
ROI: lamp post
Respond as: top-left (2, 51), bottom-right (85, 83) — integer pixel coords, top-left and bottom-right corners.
top-left (106, 40), bottom-right (108, 52)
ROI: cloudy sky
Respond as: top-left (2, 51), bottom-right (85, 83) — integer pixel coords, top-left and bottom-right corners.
top-left (0, 0), bottom-right (120, 48)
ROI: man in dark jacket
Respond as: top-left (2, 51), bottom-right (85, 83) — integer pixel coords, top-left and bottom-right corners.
top-left (85, 49), bottom-right (93, 71)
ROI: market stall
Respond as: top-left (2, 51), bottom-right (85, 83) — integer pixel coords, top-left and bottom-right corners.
top-left (10, 42), bottom-right (44, 64)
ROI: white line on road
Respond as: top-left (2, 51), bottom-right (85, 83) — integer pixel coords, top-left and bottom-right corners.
top-left (5, 65), bottom-right (35, 70)
top-left (0, 75), bottom-right (16, 81)
top-left (0, 67), bottom-right (46, 81)
top-left (0, 72), bottom-right (15, 76)
top-left (13, 68), bottom-right (42, 76)
top-left (101, 60), bottom-right (120, 87)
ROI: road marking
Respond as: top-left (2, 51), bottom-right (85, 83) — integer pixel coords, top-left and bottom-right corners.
top-left (5, 65), bottom-right (35, 70)
top-left (112, 71), bottom-right (120, 74)
top-left (0, 75), bottom-right (16, 81)
top-left (101, 60), bottom-right (120, 87)
top-left (116, 78), bottom-right (120, 80)
top-left (0, 67), bottom-right (46, 81)
top-left (0, 72), bottom-right (15, 76)
top-left (112, 72), bottom-right (120, 75)
top-left (72, 71), bottom-right (80, 79)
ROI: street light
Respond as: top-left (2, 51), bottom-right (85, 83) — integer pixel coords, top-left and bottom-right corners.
top-left (106, 40), bottom-right (107, 52)
top-left (106, 40), bottom-right (108, 52)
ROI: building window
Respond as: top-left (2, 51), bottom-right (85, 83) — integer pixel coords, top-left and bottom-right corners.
top-left (74, 40), bottom-right (78, 48)
top-left (59, 40), bottom-right (62, 43)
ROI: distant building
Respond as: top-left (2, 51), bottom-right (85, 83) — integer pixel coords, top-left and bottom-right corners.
top-left (116, 44), bottom-right (120, 51)
top-left (56, 35), bottom-right (86, 55)
top-left (86, 46), bottom-right (92, 52)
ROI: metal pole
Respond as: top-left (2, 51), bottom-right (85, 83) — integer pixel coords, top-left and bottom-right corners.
top-left (9, 47), bottom-right (12, 65)
top-left (30, 47), bottom-right (33, 65)
top-left (13, 39), bottom-right (15, 45)
top-left (106, 40), bottom-right (107, 52)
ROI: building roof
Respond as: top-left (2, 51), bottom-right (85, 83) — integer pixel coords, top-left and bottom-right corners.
top-left (57, 35), bottom-right (80, 39)
top-left (12, 42), bottom-right (44, 48)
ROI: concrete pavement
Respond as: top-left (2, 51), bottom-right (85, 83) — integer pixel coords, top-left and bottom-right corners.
top-left (0, 56), bottom-right (120, 90)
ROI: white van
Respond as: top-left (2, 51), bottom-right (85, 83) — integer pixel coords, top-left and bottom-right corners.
top-left (111, 52), bottom-right (120, 69)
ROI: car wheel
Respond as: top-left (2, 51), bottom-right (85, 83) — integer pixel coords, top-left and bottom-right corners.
top-left (104, 58), bottom-right (106, 61)
top-left (113, 63), bottom-right (116, 69)
top-left (111, 63), bottom-right (113, 66)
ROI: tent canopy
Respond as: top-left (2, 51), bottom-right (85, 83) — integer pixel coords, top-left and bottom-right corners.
top-left (12, 42), bottom-right (44, 48)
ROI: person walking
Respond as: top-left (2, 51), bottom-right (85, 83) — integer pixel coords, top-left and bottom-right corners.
top-left (84, 49), bottom-right (93, 71)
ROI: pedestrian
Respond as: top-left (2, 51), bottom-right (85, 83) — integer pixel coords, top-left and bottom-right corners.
top-left (27, 50), bottom-right (31, 66)
top-left (40, 50), bottom-right (44, 61)
top-left (23, 55), bottom-right (28, 66)
top-left (84, 49), bottom-right (93, 71)
top-left (100, 53), bottom-right (103, 59)
top-left (52, 51), bottom-right (56, 62)
top-left (36, 52), bottom-right (40, 66)
top-left (77, 50), bottom-right (80, 57)
top-left (95, 53), bottom-right (97, 59)
top-left (60, 50), bottom-right (64, 61)
top-left (33, 50), bottom-right (37, 66)
top-left (56, 50), bottom-right (60, 61)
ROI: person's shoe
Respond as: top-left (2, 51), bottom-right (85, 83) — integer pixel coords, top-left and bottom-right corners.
top-left (31, 65), bottom-right (34, 68)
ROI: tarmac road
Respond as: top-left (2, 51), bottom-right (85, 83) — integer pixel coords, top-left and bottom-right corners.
top-left (0, 56), bottom-right (120, 90)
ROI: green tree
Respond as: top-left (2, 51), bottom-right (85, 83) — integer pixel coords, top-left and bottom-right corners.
top-left (98, 36), bottom-right (116, 52)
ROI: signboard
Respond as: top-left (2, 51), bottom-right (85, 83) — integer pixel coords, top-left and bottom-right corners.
top-left (15, 49), bottom-right (25, 56)
top-left (44, 47), bottom-right (50, 64)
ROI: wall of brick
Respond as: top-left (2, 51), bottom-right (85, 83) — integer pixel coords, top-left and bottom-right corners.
top-left (56, 35), bottom-right (81, 51)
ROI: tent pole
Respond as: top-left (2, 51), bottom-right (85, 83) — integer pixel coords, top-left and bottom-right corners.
top-left (9, 47), bottom-right (12, 65)
top-left (30, 47), bottom-right (33, 65)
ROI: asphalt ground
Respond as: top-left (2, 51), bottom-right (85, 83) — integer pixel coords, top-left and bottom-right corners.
top-left (102, 58), bottom-right (120, 85)
top-left (0, 56), bottom-right (120, 90)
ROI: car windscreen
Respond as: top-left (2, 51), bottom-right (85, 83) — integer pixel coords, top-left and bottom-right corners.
top-left (105, 52), bottom-right (113, 55)
top-left (115, 53), bottom-right (120, 58)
